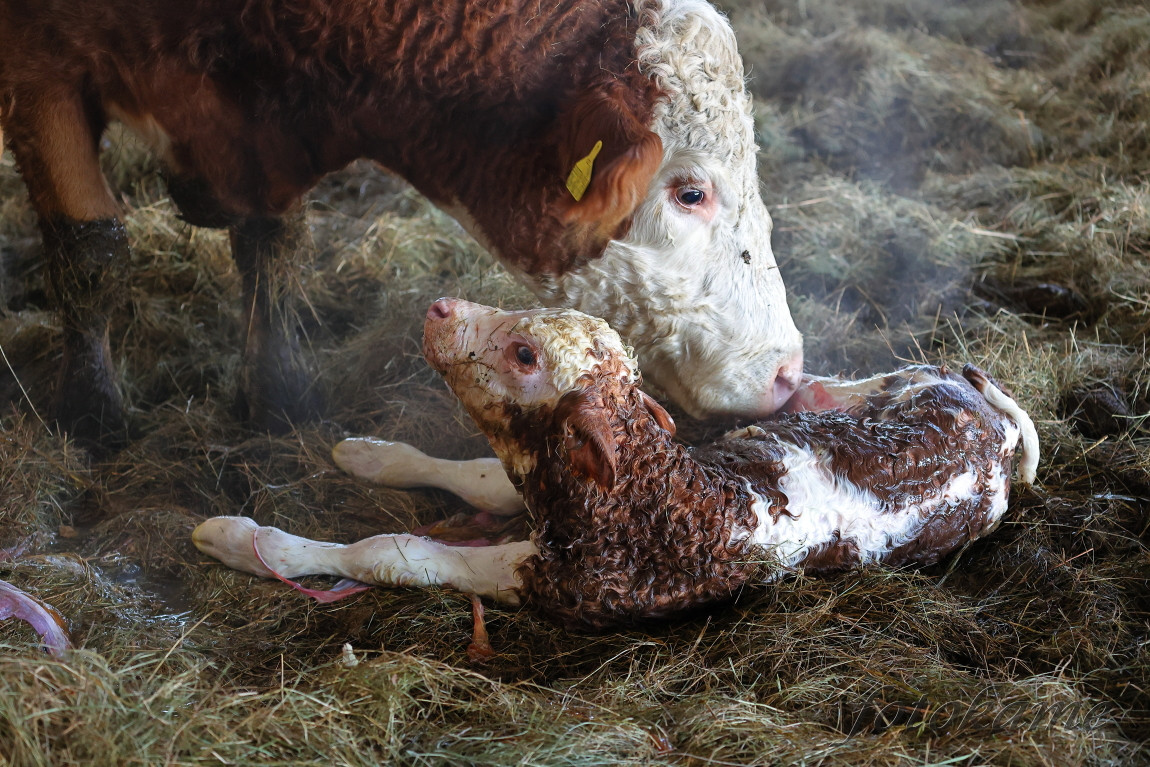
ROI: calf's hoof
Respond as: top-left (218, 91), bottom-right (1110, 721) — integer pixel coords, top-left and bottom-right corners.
top-left (192, 516), bottom-right (276, 577)
top-left (332, 438), bottom-right (430, 485)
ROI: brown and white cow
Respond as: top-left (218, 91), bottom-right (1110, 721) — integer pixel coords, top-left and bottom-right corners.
top-left (0, 0), bottom-right (803, 446)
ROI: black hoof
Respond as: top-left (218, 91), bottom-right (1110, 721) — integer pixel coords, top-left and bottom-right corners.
top-left (234, 362), bottom-right (325, 435)
top-left (52, 389), bottom-right (130, 455)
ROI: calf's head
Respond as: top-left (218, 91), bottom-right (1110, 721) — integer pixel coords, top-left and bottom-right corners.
top-left (538, 1), bottom-right (804, 419)
top-left (423, 298), bottom-right (674, 487)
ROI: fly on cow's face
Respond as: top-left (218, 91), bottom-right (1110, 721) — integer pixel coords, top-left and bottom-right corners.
top-left (741, 250), bottom-right (751, 265)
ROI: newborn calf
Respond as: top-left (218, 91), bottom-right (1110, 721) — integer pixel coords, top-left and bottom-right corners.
top-left (194, 299), bottom-right (1038, 629)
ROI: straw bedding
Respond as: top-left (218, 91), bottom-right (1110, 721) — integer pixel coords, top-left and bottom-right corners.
top-left (1, 0), bottom-right (1147, 763)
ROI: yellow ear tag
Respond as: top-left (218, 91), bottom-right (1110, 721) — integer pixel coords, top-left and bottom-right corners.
top-left (565, 140), bottom-right (603, 202)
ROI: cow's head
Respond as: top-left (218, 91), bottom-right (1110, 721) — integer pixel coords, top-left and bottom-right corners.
top-left (539, 0), bottom-right (804, 419)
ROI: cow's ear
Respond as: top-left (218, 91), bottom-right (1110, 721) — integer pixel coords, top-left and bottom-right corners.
top-left (639, 390), bottom-right (676, 437)
top-left (555, 389), bottom-right (618, 492)
top-left (556, 83), bottom-right (663, 238)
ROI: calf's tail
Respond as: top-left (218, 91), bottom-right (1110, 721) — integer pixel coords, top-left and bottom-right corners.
top-left (962, 364), bottom-right (1040, 484)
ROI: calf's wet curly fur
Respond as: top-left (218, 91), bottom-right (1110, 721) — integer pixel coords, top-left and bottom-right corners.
top-left (194, 300), bottom-right (1038, 630)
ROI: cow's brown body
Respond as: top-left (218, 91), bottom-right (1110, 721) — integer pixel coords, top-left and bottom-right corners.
top-left (2, 0), bottom-right (657, 259)
top-left (0, 0), bottom-right (805, 447)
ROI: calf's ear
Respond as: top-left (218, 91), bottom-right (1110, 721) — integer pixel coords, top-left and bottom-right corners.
top-left (555, 389), bottom-right (618, 492)
top-left (639, 390), bottom-right (675, 437)
top-left (556, 82), bottom-right (663, 239)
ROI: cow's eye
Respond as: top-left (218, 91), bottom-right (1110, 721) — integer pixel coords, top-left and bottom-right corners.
top-left (515, 345), bottom-right (536, 366)
top-left (677, 187), bottom-right (705, 206)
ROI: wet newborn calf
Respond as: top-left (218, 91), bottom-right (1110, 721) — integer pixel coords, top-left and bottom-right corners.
top-left (194, 299), bottom-right (1038, 630)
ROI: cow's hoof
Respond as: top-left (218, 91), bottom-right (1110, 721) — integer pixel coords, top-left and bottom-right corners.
top-left (52, 385), bottom-right (129, 455)
top-left (236, 325), bottom-right (325, 434)
top-left (235, 371), bottom-right (325, 434)
top-left (235, 388), bottom-right (325, 435)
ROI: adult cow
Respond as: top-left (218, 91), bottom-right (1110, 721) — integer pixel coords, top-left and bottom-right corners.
top-left (0, 0), bottom-right (803, 447)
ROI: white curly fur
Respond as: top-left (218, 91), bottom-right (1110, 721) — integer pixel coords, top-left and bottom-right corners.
top-left (513, 309), bottom-right (639, 396)
top-left (635, 0), bottom-right (756, 166)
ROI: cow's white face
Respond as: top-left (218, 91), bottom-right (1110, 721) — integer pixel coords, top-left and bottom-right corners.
top-left (533, 0), bottom-right (803, 419)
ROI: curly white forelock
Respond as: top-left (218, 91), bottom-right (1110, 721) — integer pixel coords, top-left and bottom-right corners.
top-left (635, 0), bottom-right (756, 167)
top-left (513, 309), bottom-right (639, 395)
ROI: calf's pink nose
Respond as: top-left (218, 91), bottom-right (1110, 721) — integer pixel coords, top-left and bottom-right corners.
top-left (427, 297), bottom-right (455, 320)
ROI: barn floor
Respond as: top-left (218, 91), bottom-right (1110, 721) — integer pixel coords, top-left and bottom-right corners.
top-left (1, 0), bottom-right (1148, 764)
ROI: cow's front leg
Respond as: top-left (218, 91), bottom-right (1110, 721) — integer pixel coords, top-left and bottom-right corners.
top-left (4, 87), bottom-right (130, 449)
top-left (43, 217), bottom-right (131, 448)
top-left (230, 212), bottom-right (323, 432)
top-left (192, 516), bottom-right (535, 604)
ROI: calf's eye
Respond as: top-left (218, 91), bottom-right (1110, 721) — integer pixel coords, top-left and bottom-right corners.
top-left (515, 345), bottom-right (536, 366)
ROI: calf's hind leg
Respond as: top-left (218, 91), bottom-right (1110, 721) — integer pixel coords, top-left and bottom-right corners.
top-left (230, 212), bottom-right (324, 432)
top-left (2, 88), bottom-right (129, 447)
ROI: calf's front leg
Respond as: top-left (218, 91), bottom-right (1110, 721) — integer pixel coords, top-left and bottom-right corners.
top-left (332, 438), bottom-right (525, 516)
top-left (783, 366), bottom-right (947, 414)
top-left (192, 516), bottom-right (534, 604)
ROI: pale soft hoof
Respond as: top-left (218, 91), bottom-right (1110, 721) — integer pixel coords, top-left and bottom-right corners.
top-left (332, 438), bottom-right (430, 487)
top-left (192, 516), bottom-right (275, 577)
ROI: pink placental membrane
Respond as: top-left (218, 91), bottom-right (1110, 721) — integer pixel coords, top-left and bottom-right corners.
top-left (0, 579), bottom-right (72, 657)
top-left (251, 528), bottom-right (372, 603)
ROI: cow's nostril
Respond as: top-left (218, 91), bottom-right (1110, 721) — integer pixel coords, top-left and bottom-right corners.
top-left (427, 298), bottom-right (453, 320)
top-left (777, 354), bottom-right (803, 391)
top-left (773, 371), bottom-right (798, 407)
top-left (767, 351), bottom-right (804, 412)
